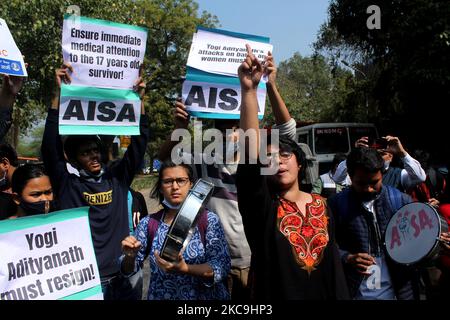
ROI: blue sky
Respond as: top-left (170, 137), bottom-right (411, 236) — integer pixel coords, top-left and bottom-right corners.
top-left (195, 0), bottom-right (331, 63)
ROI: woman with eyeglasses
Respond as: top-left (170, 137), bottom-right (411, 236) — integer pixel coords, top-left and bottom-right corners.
top-left (235, 45), bottom-right (349, 300)
top-left (120, 160), bottom-right (231, 300)
top-left (9, 163), bottom-right (56, 218)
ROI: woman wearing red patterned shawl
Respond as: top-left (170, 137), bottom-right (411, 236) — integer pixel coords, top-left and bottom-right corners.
top-left (235, 44), bottom-right (349, 300)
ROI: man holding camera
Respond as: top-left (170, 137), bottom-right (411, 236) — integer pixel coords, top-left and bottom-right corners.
top-left (331, 135), bottom-right (426, 192)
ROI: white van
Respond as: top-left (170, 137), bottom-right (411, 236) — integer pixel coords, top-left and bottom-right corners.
top-left (295, 123), bottom-right (379, 174)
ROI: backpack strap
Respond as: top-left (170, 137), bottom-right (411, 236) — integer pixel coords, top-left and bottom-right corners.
top-left (145, 209), bottom-right (164, 258)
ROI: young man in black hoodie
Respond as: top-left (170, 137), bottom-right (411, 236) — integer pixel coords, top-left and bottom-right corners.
top-left (41, 63), bottom-right (149, 300)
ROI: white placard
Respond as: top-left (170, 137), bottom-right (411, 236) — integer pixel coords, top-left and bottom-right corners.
top-left (0, 18), bottom-right (27, 77)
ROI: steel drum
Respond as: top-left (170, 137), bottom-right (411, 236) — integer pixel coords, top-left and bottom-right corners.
top-left (384, 202), bottom-right (449, 265)
top-left (160, 178), bottom-right (214, 262)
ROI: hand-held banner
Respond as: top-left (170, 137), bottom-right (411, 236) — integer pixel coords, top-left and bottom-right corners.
top-left (187, 27), bottom-right (272, 78)
top-left (0, 18), bottom-right (28, 77)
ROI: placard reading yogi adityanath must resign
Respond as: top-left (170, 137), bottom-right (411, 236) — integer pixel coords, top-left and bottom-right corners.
top-left (59, 15), bottom-right (147, 135)
top-left (0, 207), bottom-right (103, 300)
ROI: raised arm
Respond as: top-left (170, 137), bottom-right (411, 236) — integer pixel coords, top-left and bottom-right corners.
top-left (265, 52), bottom-right (297, 140)
top-left (41, 63), bottom-right (73, 188)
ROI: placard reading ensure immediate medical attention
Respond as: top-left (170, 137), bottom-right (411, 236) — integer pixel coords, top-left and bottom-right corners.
top-left (0, 207), bottom-right (103, 300)
top-left (0, 18), bottom-right (27, 77)
top-left (59, 15), bottom-right (147, 135)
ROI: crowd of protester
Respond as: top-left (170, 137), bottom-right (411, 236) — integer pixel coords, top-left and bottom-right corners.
top-left (0, 44), bottom-right (449, 301)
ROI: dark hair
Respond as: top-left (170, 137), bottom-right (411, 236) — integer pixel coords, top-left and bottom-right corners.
top-left (150, 160), bottom-right (194, 203)
top-left (0, 143), bottom-right (18, 167)
top-left (12, 163), bottom-right (48, 195)
top-left (63, 135), bottom-right (104, 162)
top-left (347, 147), bottom-right (384, 177)
top-left (332, 153), bottom-right (347, 168)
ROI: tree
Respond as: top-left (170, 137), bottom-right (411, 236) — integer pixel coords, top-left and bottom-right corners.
top-left (315, 0), bottom-right (450, 157)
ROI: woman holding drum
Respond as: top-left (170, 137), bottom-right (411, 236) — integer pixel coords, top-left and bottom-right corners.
top-left (120, 161), bottom-right (231, 300)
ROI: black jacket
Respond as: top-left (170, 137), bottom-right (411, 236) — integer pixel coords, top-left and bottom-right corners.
top-left (41, 108), bottom-right (149, 277)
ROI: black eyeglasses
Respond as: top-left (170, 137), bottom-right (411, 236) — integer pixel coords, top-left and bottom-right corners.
top-left (161, 177), bottom-right (190, 187)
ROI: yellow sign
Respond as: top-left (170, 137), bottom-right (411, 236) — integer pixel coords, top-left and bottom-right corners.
top-left (83, 190), bottom-right (113, 206)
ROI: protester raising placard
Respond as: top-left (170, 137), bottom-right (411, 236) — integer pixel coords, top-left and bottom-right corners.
top-left (59, 14), bottom-right (147, 135)
top-left (182, 27), bottom-right (273, 119)
top-left (0, 207), bottom-right (103, 300)
top-left (0, 18), bottom-right (27, 77)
